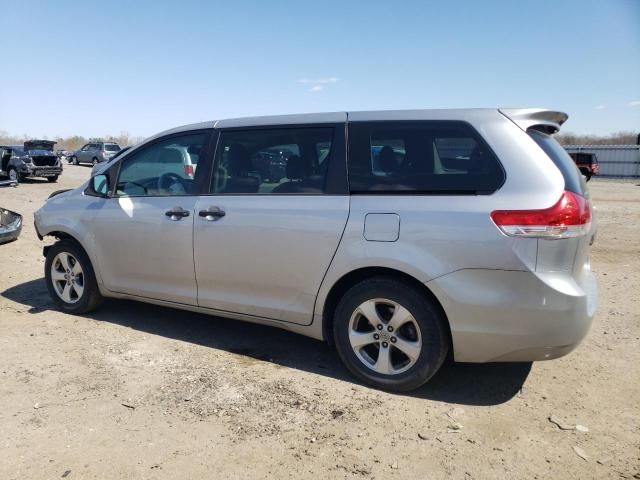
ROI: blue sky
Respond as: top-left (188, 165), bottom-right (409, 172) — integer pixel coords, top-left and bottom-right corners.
top-left (1, 0), bottom-right (638, 138)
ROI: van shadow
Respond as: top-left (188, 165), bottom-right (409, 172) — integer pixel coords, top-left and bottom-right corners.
top-left (2, 278), bottom-right (532, 406)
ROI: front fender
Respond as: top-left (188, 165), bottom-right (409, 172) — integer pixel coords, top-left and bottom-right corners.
top-left (35, 191), bottom-right (105, 286)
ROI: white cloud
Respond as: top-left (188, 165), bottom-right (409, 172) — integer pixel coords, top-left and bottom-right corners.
top-left (629, 100), bottom-right (640, 106)
top-left (298, 77), bottom-right (338, 84)
top-left (595, 105), bottom-right (606, 110)
top-left (298, 77), bottom-right (338, 93)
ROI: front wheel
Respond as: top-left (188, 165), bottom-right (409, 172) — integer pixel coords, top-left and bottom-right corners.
top-left (45, 240), bottom-right (103, 314)
top-left (72, 156), bottom-right (79, 165)
top-left (47, 175), bottom-right (59, 183)
top-left (8, 167), bottom-right (22, 183)
top-left (333, 276), bottom-right (449, 392)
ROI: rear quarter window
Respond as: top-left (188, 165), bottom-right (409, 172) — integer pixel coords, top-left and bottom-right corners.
top-left (347, 121), bottom-right (505, 194)
top-left (528, 130), bottom-right (586, 196)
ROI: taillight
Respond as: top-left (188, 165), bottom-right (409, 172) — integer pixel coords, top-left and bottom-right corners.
top-left (184, 164), bottom-right (194, 177)
top-left (491, 191), bottom-right (591, 239)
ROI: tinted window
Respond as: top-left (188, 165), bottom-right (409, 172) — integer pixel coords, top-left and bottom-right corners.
top-left (104, 144), bottom-right (120, 152)
top-left (211, 127), bottom-right (333, 194)
top-left (348, 121), bottom-right (504, 194)
top-left (116, 133), bottom-right (206, 197)
top-left (528, 130), bottom-right (585, 195)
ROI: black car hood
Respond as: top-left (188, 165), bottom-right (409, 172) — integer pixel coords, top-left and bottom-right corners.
top-left (24, 140), bottom-right (56, 153)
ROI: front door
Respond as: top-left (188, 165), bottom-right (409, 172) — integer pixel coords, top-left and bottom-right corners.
top-left (92, 131), bottom-right (211, 305)
top-left (78, 144), bottom-right (91, 163)
top-left (193, 124), bottom-right (349, 325)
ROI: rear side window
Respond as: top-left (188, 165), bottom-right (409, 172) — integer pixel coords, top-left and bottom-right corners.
top-left (104, 144), bottom-right (120, 152)
top-left (528, 130), bottom-right (586, 195)
top-left (348, 121), bottom-right (504, 194)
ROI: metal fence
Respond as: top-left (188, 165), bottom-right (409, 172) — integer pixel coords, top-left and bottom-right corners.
top-left (564, 145), bottom-right (640, 178)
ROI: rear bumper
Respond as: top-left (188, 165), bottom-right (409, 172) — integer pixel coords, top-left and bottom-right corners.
top-left (427, 268), bottom-right (597, 363)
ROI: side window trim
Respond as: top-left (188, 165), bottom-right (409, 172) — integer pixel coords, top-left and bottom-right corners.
top-left (110, 128), bottom-right (214, 198)
top-left (204, 123), bottom-right (348, 196)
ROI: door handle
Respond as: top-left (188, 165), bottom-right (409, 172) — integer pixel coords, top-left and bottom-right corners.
top-left (165, 207), bottom-right (190, 221)
top-left (199, 206), bottom-right (226, 221)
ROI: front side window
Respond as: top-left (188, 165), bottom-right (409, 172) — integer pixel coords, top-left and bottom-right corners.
top-left (348, 121), bottom-right (504, 194)
top-left (115, 133), bottom-right (206, 197)
top-left (81, 144), bottom-right (90, 151)
top-left (211, 127), bottom-right (333, 194)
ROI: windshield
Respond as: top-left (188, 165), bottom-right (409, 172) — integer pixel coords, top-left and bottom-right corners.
top-left (104, 144), bottom-right (121, 152)
top-left (10, 146), bottom-right (26, 156)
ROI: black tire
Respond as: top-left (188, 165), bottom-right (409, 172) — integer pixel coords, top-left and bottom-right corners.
top-left (8, 167), bottom-right (22, 183)
top-left (47, 175), bottom-right (59, 183)
top-left (44, 239), bottom-right (103, 314)
top-left (72, 156), bottom-right (79, 165)
top-left (92, 157), bottom-right (98, 166)
top-left (333, 276), bottom-right (449, 392)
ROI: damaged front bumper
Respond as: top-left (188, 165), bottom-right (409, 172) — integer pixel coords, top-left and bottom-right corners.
top-left (20, 164), bottom-right (63, 178)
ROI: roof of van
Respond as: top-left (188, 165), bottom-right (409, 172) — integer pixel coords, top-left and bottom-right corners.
top-left (151, 108), bottom-right (568, 139)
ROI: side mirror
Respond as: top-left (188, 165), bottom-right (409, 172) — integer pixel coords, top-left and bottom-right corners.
top-left (85, 174), bottom-right (110, 198)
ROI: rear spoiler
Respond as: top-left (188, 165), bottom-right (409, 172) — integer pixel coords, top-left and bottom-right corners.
top-left (499, 108), bottom-right (568, 134)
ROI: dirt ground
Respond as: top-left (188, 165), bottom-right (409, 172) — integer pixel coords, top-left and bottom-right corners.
top-left (0, 165), bottom-right (638, 480)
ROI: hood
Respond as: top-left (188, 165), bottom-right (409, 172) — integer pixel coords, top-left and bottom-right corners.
top-left (24, 140), bottom-right (56, 153)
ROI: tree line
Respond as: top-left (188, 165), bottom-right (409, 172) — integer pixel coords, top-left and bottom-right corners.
top-left (0, 130), bottom-right (145, 151)
top-left (555, 131), bottom-right (639, 145)
top-left (2, 129), bottom-right (638, 149)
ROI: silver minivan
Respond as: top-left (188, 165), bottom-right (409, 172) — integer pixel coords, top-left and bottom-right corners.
top-left (34, 109), bottom-right (598, 391)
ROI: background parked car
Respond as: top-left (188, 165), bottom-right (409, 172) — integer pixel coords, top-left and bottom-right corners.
top-left (568, 152), bottom-right (599, 181)
top-left (71, 142), bottom-right (121, 166)
top-left (56, 150), bottom-right (74, 162)
top-left (0, 141), bottom-right (63, 183)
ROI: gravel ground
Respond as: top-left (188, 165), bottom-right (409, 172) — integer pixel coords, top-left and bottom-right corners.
top-left (1, 166), bottom-right (639, 479)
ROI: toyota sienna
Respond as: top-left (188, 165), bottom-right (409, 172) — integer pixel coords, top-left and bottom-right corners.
top-left (34, 108), bottom-right (598, 391)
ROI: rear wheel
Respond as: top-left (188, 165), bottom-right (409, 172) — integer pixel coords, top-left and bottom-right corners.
top-left (92, 157), bottom-right (98, 167)
top-left (333, 276), bottom-right (449, 392)
top-left (45, 240), bottom-right (103, 314)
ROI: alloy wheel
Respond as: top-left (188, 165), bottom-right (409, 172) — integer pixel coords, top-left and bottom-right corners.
top-left (50, 252), bottom-right (85, 304)
top-left (8, 169), bottom-right (17, 182)
top-left (348, 298), bottom-right (422, 375)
